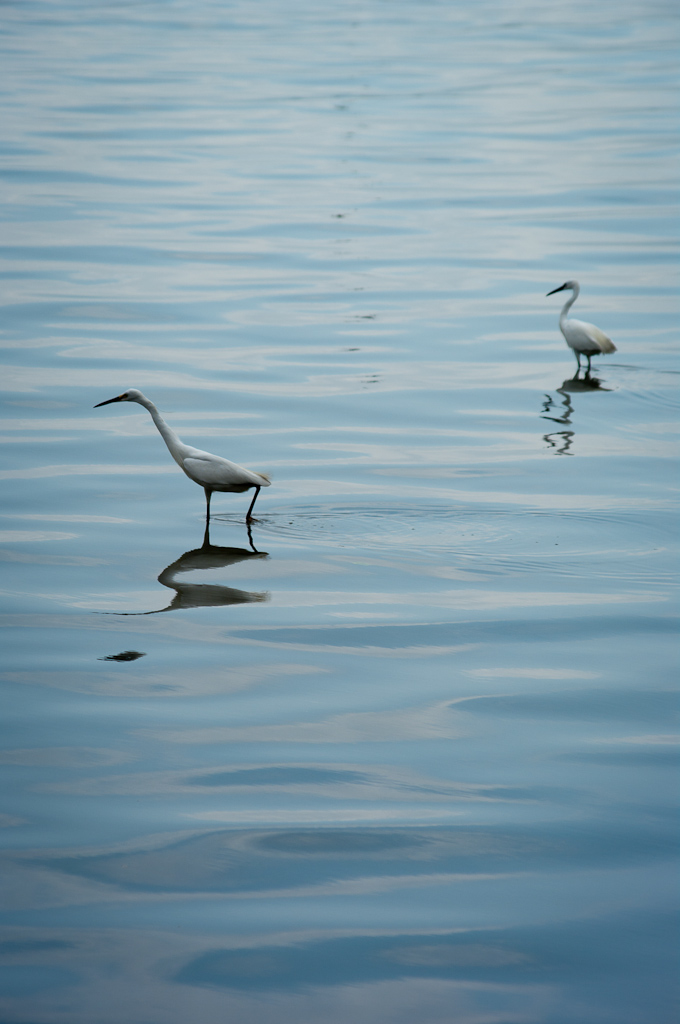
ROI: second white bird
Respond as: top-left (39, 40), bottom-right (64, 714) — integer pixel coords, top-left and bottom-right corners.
top-left (547, 280), bottom-right (616, 373)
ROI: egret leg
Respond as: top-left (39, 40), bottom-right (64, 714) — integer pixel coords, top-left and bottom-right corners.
top-left (204, 488), bottom-right (212, 521)
top-left (246, 486), bottom-right (261, 521)
top-left (246, 520), bottom-right (258, 553)
top-left (574, 350), bottom-right (582, 373)
top-left (585, 353), bottom-right (592, 375)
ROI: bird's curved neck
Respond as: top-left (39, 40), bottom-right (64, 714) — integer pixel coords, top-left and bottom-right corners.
top-left (559, 285), bottom-right (579, 321)
top-left (138, 397), bottom-right (184, 464)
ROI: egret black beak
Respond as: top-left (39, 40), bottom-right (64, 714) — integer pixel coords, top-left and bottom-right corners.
top-left (94, 394), bottom-right (125, 408)
top-left (546, 284), bottom-right (567, 296)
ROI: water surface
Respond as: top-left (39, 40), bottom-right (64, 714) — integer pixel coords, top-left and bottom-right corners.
top-left (0, 1), bottom-right (678, 1021)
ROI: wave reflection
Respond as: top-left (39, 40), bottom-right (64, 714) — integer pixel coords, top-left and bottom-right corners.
top-left (541, 374), bottom-right (612, 455)
top-left (118, 522), bottom-right (269, 615)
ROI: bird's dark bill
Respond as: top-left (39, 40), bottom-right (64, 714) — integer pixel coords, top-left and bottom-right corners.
top-left (546, 284), bottom-right (568, 296)
top-left (94, 394), bottom-right (125, 407)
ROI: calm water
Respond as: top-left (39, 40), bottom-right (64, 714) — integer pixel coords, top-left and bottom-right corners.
top-left (0, 1), bottom-right (678, 1021)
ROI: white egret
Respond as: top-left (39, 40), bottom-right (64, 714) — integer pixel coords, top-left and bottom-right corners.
top-left (546, 280), bottom-right (616, 372)
top-left (94, 389), bottom-right (270, 520)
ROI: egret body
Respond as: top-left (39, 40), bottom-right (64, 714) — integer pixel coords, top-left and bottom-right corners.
top-left (94, 389), bottom-right (270, 520)
top-left (546, 280), bottom-right (616, 372)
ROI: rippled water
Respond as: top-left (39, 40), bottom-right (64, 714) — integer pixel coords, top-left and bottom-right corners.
top-left (1, 1), bottom-right (678, 1021)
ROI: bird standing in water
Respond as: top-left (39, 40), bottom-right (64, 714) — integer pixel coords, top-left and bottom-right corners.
top-left (94, 389), bottom-right (270, 520)
top-left (546, 280), bottom-right (616, 373)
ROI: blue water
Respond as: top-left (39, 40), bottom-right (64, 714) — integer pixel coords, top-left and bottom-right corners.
top-left (0, 1), bottom-right (678, 1021)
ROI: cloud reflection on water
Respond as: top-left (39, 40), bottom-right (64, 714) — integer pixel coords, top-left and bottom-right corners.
top-left (3, 663), bottom-right (321, 699)
top-left (20, 820), bottom-right (676, 899)
top-left (40, 761), bottom-right (555, 806)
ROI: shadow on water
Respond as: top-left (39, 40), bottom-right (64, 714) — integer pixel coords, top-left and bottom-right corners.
top-left (116, 522), bottom-right (269, 615)
top-left (541, 372), bottom-right (612, 455)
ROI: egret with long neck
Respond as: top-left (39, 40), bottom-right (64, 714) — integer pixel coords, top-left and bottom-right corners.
top-left (94, 389), bottom-right (270, 520)
top-left (546, 280), bottom-right (616, 373)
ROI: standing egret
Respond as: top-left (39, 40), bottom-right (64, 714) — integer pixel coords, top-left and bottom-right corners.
top-left (546, 280), bottom-right (616, 373)
top-left (94, 389), bottom-right (270, 520)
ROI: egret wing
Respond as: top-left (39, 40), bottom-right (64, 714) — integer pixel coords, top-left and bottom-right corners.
top-left (574, 319), bottom-right (616, 353)
top-left (182, 456), bottom-right (267, 489)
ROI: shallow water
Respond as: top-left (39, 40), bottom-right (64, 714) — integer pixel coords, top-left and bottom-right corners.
top-left (0, 1), bottom-right (678, 1021)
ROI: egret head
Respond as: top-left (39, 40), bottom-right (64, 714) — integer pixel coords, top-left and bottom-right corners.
top-left (94, 388), bottom-right (144, 408)
top-left (546, 280), bottom-right (579, 297)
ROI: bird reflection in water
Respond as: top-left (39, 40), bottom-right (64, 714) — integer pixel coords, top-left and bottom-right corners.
top-left (98, 650), bottom-right (146, 662)
top-left (119, 522), bottom-right (269, 615)
top-left (541, 373), bottom-right (611, 456)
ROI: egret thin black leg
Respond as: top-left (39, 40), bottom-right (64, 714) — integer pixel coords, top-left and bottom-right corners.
top-left (204, 488), bottom-right (212, 521)
top-left (575, 351), bottom-right (581, 372)
top-left (246, 486), bottom-right (261, 521)
top-left (585, 353), bottom-right (592, 374)
top-left (246, 520), bottom-right (258, 553)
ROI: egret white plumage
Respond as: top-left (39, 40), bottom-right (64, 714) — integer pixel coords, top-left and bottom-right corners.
top-left (94, 389), bottom-right (270, 520)
top-left (546, 280), bottom-right (616, 373)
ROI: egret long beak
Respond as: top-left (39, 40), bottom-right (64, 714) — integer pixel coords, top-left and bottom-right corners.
top-left (94, 394), bottom-right (125, 408)
top-left (546, 284), bottom-right (568, 296)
